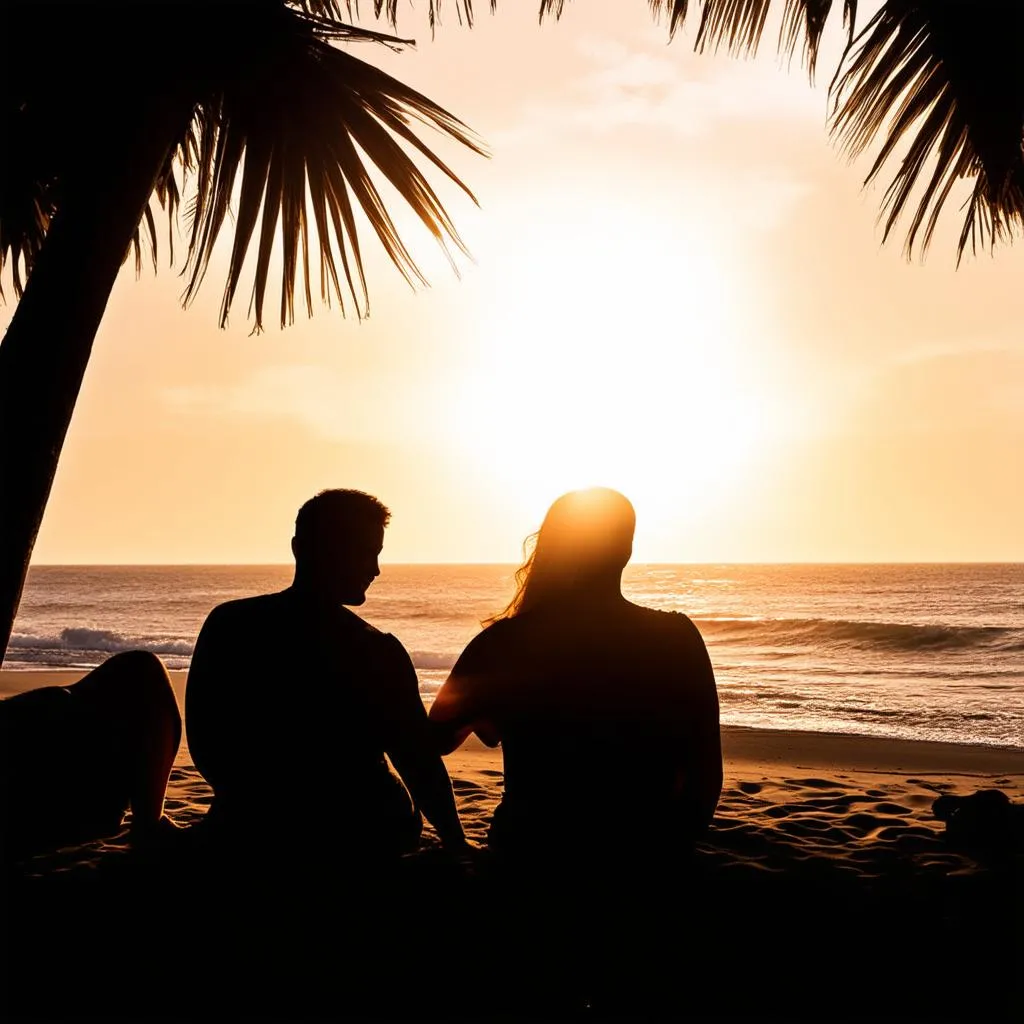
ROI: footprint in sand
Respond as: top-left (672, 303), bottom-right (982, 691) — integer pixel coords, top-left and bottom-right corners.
top-left (738, 781), bottom-right (762, 794)
top-left (872, 802), bottom-right (912, 816)
top-left (801, 794), bottom-right (872, 810)
top-left (908, 778), bottom-right (953, 791)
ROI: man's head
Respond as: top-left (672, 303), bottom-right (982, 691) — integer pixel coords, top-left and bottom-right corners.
top-left (291, 489), bottom-right (391, 605)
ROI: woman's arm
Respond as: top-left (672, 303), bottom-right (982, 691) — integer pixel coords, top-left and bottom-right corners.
top-left (429, 629), bottom-right (503, 754)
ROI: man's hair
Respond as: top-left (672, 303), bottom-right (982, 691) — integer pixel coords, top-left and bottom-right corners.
top-left (294, 489), bottom-right (391, 540)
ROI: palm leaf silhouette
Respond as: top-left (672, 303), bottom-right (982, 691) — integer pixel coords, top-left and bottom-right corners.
top-left (641, 0), bottom-right (1024, 259)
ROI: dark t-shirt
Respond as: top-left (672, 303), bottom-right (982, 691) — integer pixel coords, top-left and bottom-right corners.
top-left (185, 588), bottom-right (425, 849)
top-left (434, 602), bottom-right (720, 854)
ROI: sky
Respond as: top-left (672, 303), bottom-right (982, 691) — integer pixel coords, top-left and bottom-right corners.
top-left (3, 1), bottom-right (1023, 564)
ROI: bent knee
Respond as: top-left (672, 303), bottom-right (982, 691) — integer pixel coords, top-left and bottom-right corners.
top-left (76, 651), bottom-right (179, 725)
top-left (99, 650), bottom-right (172, 693)
top-left (106, 649), bottom-right (170, 681)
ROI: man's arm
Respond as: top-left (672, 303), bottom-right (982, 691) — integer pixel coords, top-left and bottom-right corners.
top-left (382, 639), bottom-right (468, 848)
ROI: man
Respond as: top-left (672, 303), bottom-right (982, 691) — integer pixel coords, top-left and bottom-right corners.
top-left (185, 489), bottom-right (466, 857)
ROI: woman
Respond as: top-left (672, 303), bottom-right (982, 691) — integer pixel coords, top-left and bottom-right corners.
top-left (429, 487), bottom-right (722, 863)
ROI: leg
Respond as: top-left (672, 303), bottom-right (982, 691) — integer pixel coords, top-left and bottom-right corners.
top-left (69, 650), bottom-right (181, 836)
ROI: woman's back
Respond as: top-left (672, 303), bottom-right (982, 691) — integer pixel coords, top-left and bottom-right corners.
top-left (430, 488), bottom-right (722, 1012)
top-left (434, 597), bottom-right (720, 854)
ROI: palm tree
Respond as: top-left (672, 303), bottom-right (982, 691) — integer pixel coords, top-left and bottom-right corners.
top-left (2, 1), bottom-right (1022, 663)
top-left (0, 1), bottom-right (487, 662)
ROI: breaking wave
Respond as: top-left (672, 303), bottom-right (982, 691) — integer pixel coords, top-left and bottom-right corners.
top-left (8, 627), bottom-right (194, 667)
top-left (7, 628), bottom-right (461, 675)
top-left (693, 616), bottom-right (1024, 653)
top-left (409, 651), bottom-right (455, 671)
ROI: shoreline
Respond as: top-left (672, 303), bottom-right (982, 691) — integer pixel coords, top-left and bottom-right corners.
top-left (449, 724), bottom-right (1024, 779)
top-left (3, 668), bottom-right (1022, 773)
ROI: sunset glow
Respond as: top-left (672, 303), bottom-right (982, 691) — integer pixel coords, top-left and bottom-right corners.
top-left (452, 199), bottom-right (775, 527)
top-left (2, 2), bottom-right (1022, 564)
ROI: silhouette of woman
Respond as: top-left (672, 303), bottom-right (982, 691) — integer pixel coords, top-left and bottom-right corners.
top-left (430, 487), bottom-right (722, 864)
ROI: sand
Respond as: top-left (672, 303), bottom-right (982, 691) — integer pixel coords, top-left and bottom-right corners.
top-left (3, 669), bottom-right (1022, 1020)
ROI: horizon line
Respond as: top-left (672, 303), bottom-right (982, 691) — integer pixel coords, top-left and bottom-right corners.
top-left (28, 559), bottom-right (1024, 568)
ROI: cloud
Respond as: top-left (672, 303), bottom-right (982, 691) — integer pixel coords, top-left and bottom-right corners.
top-left (493, 33), bottom-right (827, 147)
top-left (486, 31), bottom-right (822, 234)
top-left (163, 364), bottom-right (432, 445)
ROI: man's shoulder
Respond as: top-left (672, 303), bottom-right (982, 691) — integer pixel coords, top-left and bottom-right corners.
top-left (341, 608), bottom-right (386, 637)
top-left (340, 609), bottom-right (409, 659)
top-left (201, 591), bottom-right (292, 630)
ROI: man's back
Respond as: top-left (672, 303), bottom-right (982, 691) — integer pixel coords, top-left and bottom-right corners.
top-left (185, 587), bottom-right (422, 847)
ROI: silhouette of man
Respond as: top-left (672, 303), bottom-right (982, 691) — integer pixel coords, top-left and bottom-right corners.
top-left (185, 489), bottom-right (466, 857)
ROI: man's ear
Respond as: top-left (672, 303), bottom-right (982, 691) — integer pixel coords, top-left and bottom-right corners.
top-left (291, 535), bottom-right (299, 561)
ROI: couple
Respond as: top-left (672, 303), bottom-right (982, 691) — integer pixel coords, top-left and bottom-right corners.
top-left (187, 485), bottom-right (722, 864)
top-left (3, 486), bottom-right (722, 868)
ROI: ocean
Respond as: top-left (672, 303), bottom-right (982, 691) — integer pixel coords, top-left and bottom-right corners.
top-left (4, 564), bottom-right (1023, 750)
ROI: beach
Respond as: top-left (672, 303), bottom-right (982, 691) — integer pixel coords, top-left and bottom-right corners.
top-left (4, 669), bottom-right (1022, 1021)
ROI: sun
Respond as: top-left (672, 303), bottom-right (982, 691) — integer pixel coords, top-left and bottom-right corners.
top-left (446, 198), bottom-right (781, 546)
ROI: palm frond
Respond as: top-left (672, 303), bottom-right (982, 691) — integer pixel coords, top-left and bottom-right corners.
top-left (644, 0), bottom-right (857, 77)
top-left (539, 0), bottom-right (569, 21)
top-left (696, 0), bottom-right (774, 56)
top-left (0, 147), bottom-right (53, 301)
top-left (778, 0), bottom-right (856, 80)
top-left (636, 1), bottom-right (1024, 258)
top-left (645, 0), bottom-right (691, 37)
top-left (0, 2), bottom-right (190, 298)
top-left (2, 0), bottom-right (485, 314)
top-left (831, 1), bottom-right (1024, 260)
top-left (182, 4), bottom-right (487, 329)
top-left (367, 1), bottom-right (493, 31)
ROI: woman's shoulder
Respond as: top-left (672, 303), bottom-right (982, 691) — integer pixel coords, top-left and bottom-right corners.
top-left (628, 604), bottom-right (708, 650)
top-left (631, 603), bottom-right (698, 629)
top-left (452, 616), bottom-right (520, 668)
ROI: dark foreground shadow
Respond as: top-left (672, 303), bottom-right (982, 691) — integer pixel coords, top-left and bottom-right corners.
top-left (4, 823), bottom-right (1021, 1023)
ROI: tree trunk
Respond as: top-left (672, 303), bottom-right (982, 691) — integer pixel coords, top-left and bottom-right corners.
top-left (0, 97), bottom-right (194, 664)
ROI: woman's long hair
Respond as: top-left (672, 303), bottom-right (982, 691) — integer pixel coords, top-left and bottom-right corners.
top-left (485, 488), bottom-right (635, 626)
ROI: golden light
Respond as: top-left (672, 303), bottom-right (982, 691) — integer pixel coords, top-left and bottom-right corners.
top-left (447, 196), bottom-right (782, 544)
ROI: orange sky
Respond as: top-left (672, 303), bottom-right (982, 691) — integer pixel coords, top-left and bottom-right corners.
top-left (3, 2), bottom-right (1023, 564)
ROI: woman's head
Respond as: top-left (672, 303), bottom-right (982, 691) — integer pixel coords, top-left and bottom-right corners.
top-left (489, 487), bottom-right (636, 623)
